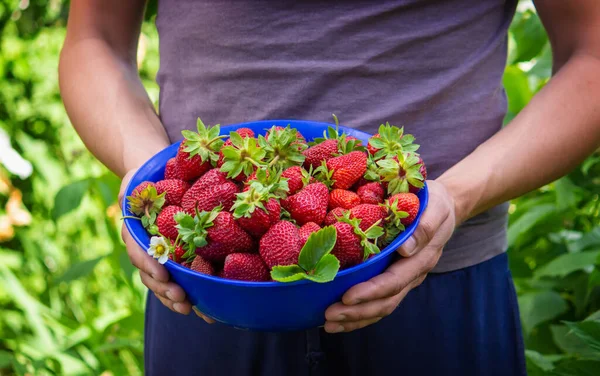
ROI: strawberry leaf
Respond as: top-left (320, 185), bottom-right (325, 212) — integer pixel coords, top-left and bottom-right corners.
top-left (303, 254), bottom-right (340, 283)
top-left (270, 265), bottom-right (307, 282)
top-left (298, 226), bottom-right (337, 271)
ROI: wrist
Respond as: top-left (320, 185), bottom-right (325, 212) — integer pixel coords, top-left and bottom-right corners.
top-left (435, 174), bottom-right (482, 227)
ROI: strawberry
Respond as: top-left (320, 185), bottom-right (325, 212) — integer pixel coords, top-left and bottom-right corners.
top-left (325, 151), bottom-right (367, 190)
top-left (266, 126), bottom-right (305, 142)
top-left (331, 222), bottom-right (364, 269)
top-left (176, 142), bottom-right (212, 181)
top-left (332, 215), bottom-right (383, 269)
top-left (298, 222), bottom-right (321, 245)
top-left (181, 181), bottom-right (238, 214)
top-left (164, 158), bottom-right (181, 180)
top-left (281, 182), bottom-right (329, 226)
top-left (232, 182), bottom-right (281, 238)
top-left (132, 181), bottom-right (154, 196)
top-left (176, 209), bottom-right (255, 263)
top-left (349, 204), bottom-right (387, 232)
top-left (357, 182), bottom-right (385, 204)
top-left (258, 125), bottom-right (308, 169)
top-left (156, 205), bottom-right (184, 240)
top-left (190, 255), bottom-right (215, 275)
top-left (281, 166), bottom-right (308, 195)
top-left (259, 220), bottom-right (303, 269)
top-left (367, 122), bottom-right (420, 160)
top-left (170, 245), bottom-right (186, 263)
top-left (377, 152), bottom-right (426, 195)
top-left (177, 118), bottom-right (225, 181)
top-left (222, 253), bottom-right (270, 282)
top-left (234, 127), bottom-right (255, 138)
top-left (303, 139), bottom-right (338, 170)
top-left (155, 179), bottom-right (191, 206)
top-left (329, 189), bottom-right (361, 210)
top-left (187, 168), bottom-right (228, 195)
top-left (387, 193), bottom-right (420, 226)
top-left (219, 132), bottom-right (264, 182)
top-left (324, 207), bottom-right (348, 225)
top-left (409, 155), bottom-right (427, 194)
top-left (126, 182), bottom-right (166, 233)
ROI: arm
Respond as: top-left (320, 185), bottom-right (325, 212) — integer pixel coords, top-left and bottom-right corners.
top-left (324, 0), bottom-right (600, 333)
top-left (60, 0), bottom-right (204, 318)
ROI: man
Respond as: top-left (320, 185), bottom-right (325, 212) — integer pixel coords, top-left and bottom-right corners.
top-left (58, 0), bottom-right (600, 375)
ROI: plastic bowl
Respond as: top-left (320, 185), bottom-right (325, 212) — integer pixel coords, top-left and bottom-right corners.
top-left (123, 119), bottom-right (428, 332)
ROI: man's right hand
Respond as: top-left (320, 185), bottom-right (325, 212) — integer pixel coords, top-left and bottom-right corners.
top-left (118, 169), bottom-right (215, 322)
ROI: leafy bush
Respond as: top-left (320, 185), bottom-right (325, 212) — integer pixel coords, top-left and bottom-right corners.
top-left (0, 1), bottom-right (598, 375)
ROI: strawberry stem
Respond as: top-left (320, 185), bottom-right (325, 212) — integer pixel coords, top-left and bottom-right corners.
top-left (267, 155), bottom-right (280, 167)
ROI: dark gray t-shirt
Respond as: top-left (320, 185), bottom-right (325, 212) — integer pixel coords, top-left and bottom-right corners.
top-left (155, 0), bottom-right (517, 273)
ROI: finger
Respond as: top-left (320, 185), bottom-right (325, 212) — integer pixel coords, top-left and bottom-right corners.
top-left (397, 186), bottom-right (453, 257)
top-left (139, 271), bottom-right (187, 303)
top-left (122, 224), bottom-right (170, 283)
top-left (193, 307), bottom-right (216, 324)
top-left (324, 317), bottom-right (381, 333)
top-left (340, 254), bottom-right (424, 305)
top-left (155, 293), bottom-right (192, 315)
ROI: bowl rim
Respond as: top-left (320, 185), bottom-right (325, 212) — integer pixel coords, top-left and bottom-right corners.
top-left (122, 119), bottom-right (429, 288)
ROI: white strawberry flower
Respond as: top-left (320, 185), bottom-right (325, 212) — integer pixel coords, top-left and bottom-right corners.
top-left (148, 236), bottom-right (170, 264)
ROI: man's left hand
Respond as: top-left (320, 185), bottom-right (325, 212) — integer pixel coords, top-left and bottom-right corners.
top-left (324, 180), bottom-right (457, 333)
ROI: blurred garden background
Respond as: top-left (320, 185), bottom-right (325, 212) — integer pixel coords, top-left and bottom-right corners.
top-left (0, 1), bottom-right (599, 375)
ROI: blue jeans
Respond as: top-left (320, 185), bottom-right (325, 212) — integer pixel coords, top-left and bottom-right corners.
top-left (144, 252), bottom-right (527, 375)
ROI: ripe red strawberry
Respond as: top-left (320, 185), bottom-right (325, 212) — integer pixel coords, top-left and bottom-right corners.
top-left (176, 142), bottom-right (212, 181)
top-left (236, 198), bottom-right (281, 239)
top-left (266, 126), bottom-right (305, 142)
top-left (329, 189), bottom-right (361, 210)
top-left (303, 139), bottom-right (338, 169)
top-left (331, 222), bottom-right (364, 269)
top-left (170, 245), bottom-right (186, 263)
top-left (377, 152), bottom-right (425, 195)
top-left (366, 133), bottom-right (381, 156)
top-left (281, 182), bottom-right (329, 226)
top-left (222, 253), bottom-right (270, 282)
top-left (349, 204), bottom-right (387, 232)
top-left (164, 158), bottom-right (181, 180)
top-left (132, 181), bottom-right (154, 196)
top-left (387, 193), bottom-right (420, 226)
top-left (357, 182), bottom-right (385, 204)
top-left (155, 179), bottom-right (191, 206)
top-left (409, 155), bottom-right (427, 194)
top-left (195, 211), bottom-right (255, 262)
top-left (156, 205), bottom-right (184, 240)
top-left (235, 127), bottom-right (255, 138)
top-left (298, 222), bottom-right (321, 245)
top-left (187, 168), bottom-right (228, 196)
top-left (190, 255), bottom-right (215, 275)
top-left (259, 220), bottom-right (303, 269)
top-left (326, 151), bottom-right (367, 190)
top-left (324, 207), bottom-right (348, 225)
top-left (281, 166), bottom-right (308, 195)
top-left (181, 181), bottom-right (238, 214)
top-left (216, 139), bottom-right (233, 168)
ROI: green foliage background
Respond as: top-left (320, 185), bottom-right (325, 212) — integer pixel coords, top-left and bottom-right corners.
top-left (0, 1), bottom-right (599, 375)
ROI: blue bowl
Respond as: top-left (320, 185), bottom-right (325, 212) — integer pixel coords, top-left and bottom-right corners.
top-left (123, 119), bottom-right (428, 332)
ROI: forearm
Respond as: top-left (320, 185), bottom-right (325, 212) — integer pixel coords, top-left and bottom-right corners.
top-left (59, 38), bottom-right (169, 178)
top-left (438, 52), bottom-right (600, 224)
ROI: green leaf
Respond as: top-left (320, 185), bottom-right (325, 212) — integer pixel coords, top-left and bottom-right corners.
top-left (303, 254), bottom-right (340, 283)
top-left (298, 226), bottom-right (337, 271)
top-left (551, 325), bottom-right (600, 359)
top-left (503, 65), bottom-right (533, 115)
top-left (535, 251), bottom-right (600, 279)
top-left (552, 360), bottom-right (600, 376)
top-left (518, 291), bottom-right (568, 334)
top-left (524, 350), bottom-right (555, 372)
top-left (0, 351), bottom-right (13, 369)
top-left (554, 177), bottom-right (581, 210)
top-left (509, 10), bottom-right (548, 64)
top-left (568, 227), bottom-right (600, 253)
top-left (508, 203), bottom-right (556, 246)
top-left (270, 265), bottom-right (306, 282)
top-left (51, 179), bottom-right (90, 220)
top-left (563, 320), bottom-right (600, 353)
top-left (55, 255), bottom-right (106, 283)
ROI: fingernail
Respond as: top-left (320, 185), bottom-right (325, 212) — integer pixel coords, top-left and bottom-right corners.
top-left (166, 290), bottom-right (174, 301)
top-left (401, 237), bottom-right (417, 256)
top-left (173, 302), bottom-right (185, 314)
top-left (336, 315), bottom-right (346, 321)
top-left (192, 306), bottom-right (202, 317)
top-left (331, 325), bottom-right (345, 333)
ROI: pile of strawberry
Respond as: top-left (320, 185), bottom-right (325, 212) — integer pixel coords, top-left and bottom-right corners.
top-left (126, 116), bottom-right (426, 283)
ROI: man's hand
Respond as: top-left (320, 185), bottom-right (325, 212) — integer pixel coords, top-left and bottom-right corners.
top-left (323, 180), bottom-right (456, 333)
top-left (118, 169), bottom-right (214, 323)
